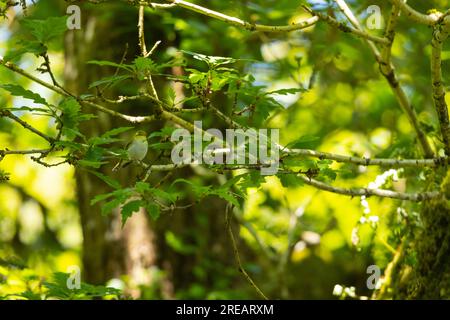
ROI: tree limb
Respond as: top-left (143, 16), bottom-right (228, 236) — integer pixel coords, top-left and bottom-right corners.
top-left (298, 175), bottom-right (439, 201)
top-left (164, 0), bottom-right (319, 33)
top-left (0, 109), bottom-right (54, 142)
top-left (333, 0), bottom-right (434, 158)
top-left (0, 148), bottom-right (52, 156)
top-left (286, 149), bottom-right (447, 168)
top-left (431, 15), bottom-right (450, 155)
top-left (0, 58), bottom-right (157, 123)
top-left (388, 0), bottom-right (440, 26)
top-left (306, 8), bottom-right (389, 45)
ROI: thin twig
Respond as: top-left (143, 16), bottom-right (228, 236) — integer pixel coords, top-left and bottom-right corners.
top-left (0, 109), bottom-right (54, 142)
top-left (235, 216), bottom-right (276, 261)
top-left (147, 40), bottom-right (161, 57)
top-left (225, 204), bottom-right (269, 300)
top-left (0, 148), bottom-right (51, 156)
top-left (102, 43), bottom-right (129, 92)
top-left (137, 7), bottom-right (161, 102)
top-left (41, 53), bottom-right (73, 97)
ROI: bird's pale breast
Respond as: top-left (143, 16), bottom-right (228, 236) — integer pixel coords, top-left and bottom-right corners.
top-left (127, 138), bottom-right (148, 161)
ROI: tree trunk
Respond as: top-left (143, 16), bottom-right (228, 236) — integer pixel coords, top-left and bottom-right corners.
top-left (63, 3), bottom-right (238, 299)
top-left (64, 4), bottom-right (158, 294)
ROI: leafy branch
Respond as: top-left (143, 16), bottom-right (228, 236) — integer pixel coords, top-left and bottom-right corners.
top-left (0, 53), bottom-right (444, 203)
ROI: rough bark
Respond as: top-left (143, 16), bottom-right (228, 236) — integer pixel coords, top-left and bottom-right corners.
top-left (380, 171), bottom-right (450, 299)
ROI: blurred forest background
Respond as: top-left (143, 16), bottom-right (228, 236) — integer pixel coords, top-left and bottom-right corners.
top-left (0, 0), bottom-right (449, 299)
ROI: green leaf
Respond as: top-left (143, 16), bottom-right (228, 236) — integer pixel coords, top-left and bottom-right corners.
top-left (3, 41), bottom-right (47, 62)
top-left (172, 179), bottom-right (211, 196)
top-left (89, 127), bottom-right (133, 146)
top-left (266, 88), bottom-right (306, 95)
top-left (212, 190), bottom-right (240, 207)
top-left (165, 87), bottom-right (176, 107)
top-left (102, 197), bottom-right (125, 216)
top-left (61, 127), bottom-right (83, 140)
top-left (253, 97), bottom-right (283, 123)
top-left (149, 188), bottom-right (177, 203)
top-left (188, 71), bottom-right (206, 84)
top-left (58, 98), bottom-right (84, 140)
top-left (90, 192), bottom-right (115, 205)
top-left (88, 127), bottom-right (132, 146)
top-left (148, 127), bottom-right (176, 139)
top-left (237, 171), bottom-right (266, 191)
top-left (79, 94), bottom-right (95, 100)
top-left (133, 57), bottom-right (157, 80)
top-left (317, 159), bottom-right (333, 169)
top-left (54, 140), bottom-right (83, 151)
top-left (88, 74), bottom-right (132, 89)
top-left (102, 127), bottom-right (134, 138)
top-left (286, 135), bottom-right (320, 149)
top-left (88, 137), bottom-right (122, 146)
top-left (278, 174), bottom-right (304, 188)
top-left (78, 160), bottom-right (108, 168)
top-left (133, 57), bottom-right (156, 70)
top-left (121, 200), bottom-right (144, 226)
top-left (16, 290), bottom-right (42, 300)
top-left (319, 168), bottom-right (337, 181)
top-left (283, 158), bottom-right (317, 169)
top-left (135, 181), bottom-right (152, 193)
top-left (135, 182), bottom-right (177, 204)
top-left (181, 50), bottom-right (237, 68)
top-left (0, 84), bottom-right (48, 105)
top-left (149, 142), bottom-right (174, 150)
top-left (89, 171), bottom-right (122, 189)
top-left (85, 146), bottom-right (104, 164)
top-left (43, 272), bottom-right (121, 299)
top-left (92, 188), bottom-right (133, 216)
top-left (210, 70), bottom-right (235, 91)
top-left (145, 202), bottom-right (160, 220)
top-left (21, 16), bottom-right (68, 44)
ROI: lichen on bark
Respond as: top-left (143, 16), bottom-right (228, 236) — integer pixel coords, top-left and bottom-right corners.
top-left (387, 170), bottom-right (450, 299)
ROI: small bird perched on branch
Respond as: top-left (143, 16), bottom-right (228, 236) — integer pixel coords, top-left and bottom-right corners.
top-left (113, 130), bottom-right (148, 171)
